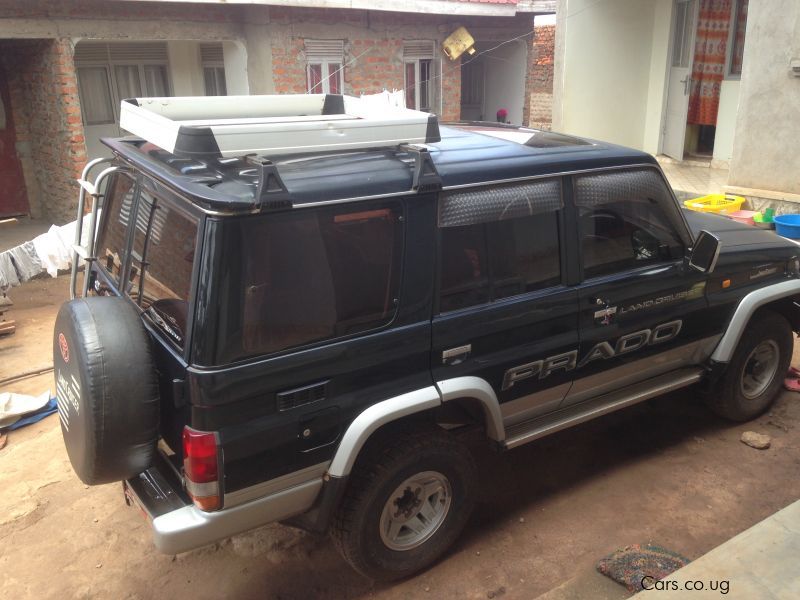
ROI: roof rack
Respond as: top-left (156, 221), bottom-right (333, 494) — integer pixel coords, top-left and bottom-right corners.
top-left (119, 94), bottom-right (441, 159)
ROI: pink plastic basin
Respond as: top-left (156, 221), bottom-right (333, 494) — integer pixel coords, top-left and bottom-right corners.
top-left (728, 210), bottom-right (757, 226)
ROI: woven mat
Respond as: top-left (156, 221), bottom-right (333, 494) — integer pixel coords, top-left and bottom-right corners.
top-left (596, 544), bottom-right (690, 592)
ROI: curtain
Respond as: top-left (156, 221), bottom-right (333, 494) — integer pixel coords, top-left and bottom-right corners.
top-left (687, 0), bottom-right (732, 126)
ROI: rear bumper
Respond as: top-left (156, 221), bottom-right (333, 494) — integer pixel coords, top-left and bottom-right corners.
top-left (123, 453), bottom-right (323, 555)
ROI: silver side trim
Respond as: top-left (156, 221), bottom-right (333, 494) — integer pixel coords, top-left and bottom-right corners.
top-left (711, 279), bottom-right (800, 363)
top-left (327, 386), bottom-right (441, 477)
top-left (503, 367), bottom-right (704, 450)
top-left (500, 382), bottom-right (572, 427)
top-left (152, 479), bottom-right (322, 555)
top-left (436, 376), bottom-right (505, 441)
top-left (224, 461), bottom-right (330, 509)
top-left (563, 336), bottom-right (720, 407)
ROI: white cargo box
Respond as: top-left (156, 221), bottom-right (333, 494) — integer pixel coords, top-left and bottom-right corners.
top-left (119, 94), bottom-right (440, 158)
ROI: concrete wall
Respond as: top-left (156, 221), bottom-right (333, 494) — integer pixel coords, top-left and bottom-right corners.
top-left (642, 0), bottom-right (673, 155)
top-left (712, 79), bottom-right (739, 165)
top-left (728, 0), bottom-right (800, 194)
top-left (554, 0), bottom-right (672, 152)
top-left (483, 39), bottom-right (527, 125)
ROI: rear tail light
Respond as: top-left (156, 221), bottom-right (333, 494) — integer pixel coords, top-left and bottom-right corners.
top-left (182, 426), bottom-right (221, 511)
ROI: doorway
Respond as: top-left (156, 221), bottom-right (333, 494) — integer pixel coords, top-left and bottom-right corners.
top-left (661, 0), bottom-right (749, 163)
top-left (0, 63), bottom-right (29, 218)
top-left (460, 40), bottom-right (527, 125)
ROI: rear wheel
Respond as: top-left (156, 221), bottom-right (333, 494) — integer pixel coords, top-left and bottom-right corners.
top-left (706, 310), bottom-right (793, 421)
top-left (330, 429), bottom-right (476, 581)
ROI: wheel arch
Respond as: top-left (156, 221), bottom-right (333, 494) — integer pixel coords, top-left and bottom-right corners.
top-left (710, 280), bottom-right (800, 363)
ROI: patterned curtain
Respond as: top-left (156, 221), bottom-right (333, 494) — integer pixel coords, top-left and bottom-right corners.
top-left (687, 0), bottom-right (732, 126)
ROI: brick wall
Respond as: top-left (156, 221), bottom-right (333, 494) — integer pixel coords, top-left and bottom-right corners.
top-left (524, 22), bottom-right (555, 129)
top-left (2, 39), bottom-right (85, 224)
top-left (268, 7), bottom-right (464, 120)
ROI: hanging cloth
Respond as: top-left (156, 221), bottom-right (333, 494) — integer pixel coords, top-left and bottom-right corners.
top-left (687, 0), bottom-right (732, 126)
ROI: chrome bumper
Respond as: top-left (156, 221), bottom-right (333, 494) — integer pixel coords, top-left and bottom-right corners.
top-left (124, 455), bottom-right (323, 555)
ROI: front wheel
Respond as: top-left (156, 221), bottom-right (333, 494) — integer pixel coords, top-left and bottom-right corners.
top-left (330, 429), bottom-right (476, 581)
top-left (706, 310), bottom-right (793, 421)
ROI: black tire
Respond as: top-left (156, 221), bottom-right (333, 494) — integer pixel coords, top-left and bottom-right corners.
top-left (53, 296), bottom-right (159, 485)
top-left (330, 429), bottom-right (476, 581)
top-left (706, 310), bottom-right (793, 421)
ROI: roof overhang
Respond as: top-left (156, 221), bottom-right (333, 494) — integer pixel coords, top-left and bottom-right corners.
top-left (112, 0), bottom-right (555, 17)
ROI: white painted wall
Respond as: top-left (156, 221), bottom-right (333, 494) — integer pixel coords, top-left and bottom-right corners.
top-left (167, 41), bottom-right (205, 96)
top-left (729, 0), bottom-right (800, 194)
top-left (554, 0), bottom-right (673, 152)
top-left (712, 79), bottom-right (739, 164)
top-left (642, 0), bottom-right (673, 155)
top-left (482, 39), bottom-right (527, 125)
top-left (223, 41), bottom-right (249, 95)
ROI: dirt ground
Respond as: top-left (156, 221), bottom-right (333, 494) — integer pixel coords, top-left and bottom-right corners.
top-left (1, 274), bottom-right (799, 600)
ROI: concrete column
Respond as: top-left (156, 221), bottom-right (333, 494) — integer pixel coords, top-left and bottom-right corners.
top-left (243, 6), bottom-right (274, 94)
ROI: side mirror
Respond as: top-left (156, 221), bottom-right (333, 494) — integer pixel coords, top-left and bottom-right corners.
top-left (689, 230), bottom-right (721, 273)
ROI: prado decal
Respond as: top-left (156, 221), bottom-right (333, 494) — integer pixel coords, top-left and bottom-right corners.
top-left (502, 320), bottom-right (683, 390)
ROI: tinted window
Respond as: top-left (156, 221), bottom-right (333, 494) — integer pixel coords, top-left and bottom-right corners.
top-left (127, 186), bottom-right (198, 348)
top-left (440, 213), bottom-right (561, 312)
top-left (575, 170), bottom-right (685, 278)
top-left (96, 173), bottom-right (136, 286)
top-left (218, 202), bottom-right (403, 362)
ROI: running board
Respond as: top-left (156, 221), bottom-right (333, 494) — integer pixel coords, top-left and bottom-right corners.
top-left (502, 367), bottom-right (704, 450)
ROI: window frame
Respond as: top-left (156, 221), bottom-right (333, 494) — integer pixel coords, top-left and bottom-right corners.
top-left (94, 171), bottom-right (204, 361)
top-left (725, 0), bottom-right (749, 79)
top-left (304, 39), bottom-right (344, 95)
top-left (571, 167), bottom-right (691, 283)
top-left (75, 52), bottom-right (172, 125)
top-left (435, 179), bottom-right (567, 315)
top-left (207, 199), bottom-right (407, 366)
top-left (403, 40), bottom-right (440, 114)
top-left (76, 65), bottom-right (117, 126)
top-left (306, 61), bottom-right (342, 95)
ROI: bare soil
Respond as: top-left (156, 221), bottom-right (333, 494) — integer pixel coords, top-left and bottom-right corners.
top-left (1, 275), bottom-right (799, 599)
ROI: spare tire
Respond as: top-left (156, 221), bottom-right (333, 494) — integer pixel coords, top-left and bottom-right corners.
top-left (53, 296), bottom-right (159, 485)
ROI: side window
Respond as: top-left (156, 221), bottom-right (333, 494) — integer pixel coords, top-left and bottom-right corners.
top-left (96, 173), bottom-right (136, 286)
top-left (575, 169), bottom-right (686, 279)
top-left (222, 201), bottom-right (403, 362)
top-left (438, 179), bottom-right (563, 313)
top-left (128, 183), bottom-right (198, 348)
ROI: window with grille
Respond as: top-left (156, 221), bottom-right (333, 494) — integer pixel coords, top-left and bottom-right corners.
top-left (201, 43), bottom-right (227, 96)
top-left (305, 39), bottom-right (344, 94)
top-left (74, 42), bottom-right (172, 125)
top-left (403, 41), bottom-right (440, 113)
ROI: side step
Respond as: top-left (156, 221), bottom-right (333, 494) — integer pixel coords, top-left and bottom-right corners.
top-left (502, 367), bottom-right (704, 450)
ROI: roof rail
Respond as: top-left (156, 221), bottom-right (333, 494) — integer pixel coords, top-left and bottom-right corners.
top-left (119, 94), bottom-right (441, 159)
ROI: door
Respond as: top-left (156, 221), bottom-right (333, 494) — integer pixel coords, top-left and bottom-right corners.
top-left (0, 66), bottom-right (29, 218)
top-left (431, 178), bottom-right (580, 426)
top-left (564, 168), bottom-right (719, 406)
top-left (662, 0), bottom-right (698, 160)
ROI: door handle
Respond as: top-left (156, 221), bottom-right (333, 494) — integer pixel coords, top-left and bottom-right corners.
top-left (680, 76), bottom-right (692, 95)
top-left (442, 344), bottom-right (471, 366)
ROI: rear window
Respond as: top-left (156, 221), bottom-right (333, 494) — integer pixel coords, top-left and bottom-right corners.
top-left (96, 174), bottom-right (199, 348)
top-left (214, 201), bottom-right (403, 363)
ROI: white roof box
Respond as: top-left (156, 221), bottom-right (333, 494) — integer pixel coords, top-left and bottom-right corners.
top-left (119, 94), bottom-right (440, 158)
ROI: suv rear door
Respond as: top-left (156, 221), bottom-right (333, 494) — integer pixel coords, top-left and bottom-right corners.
top-left (431, 178), bottom-right (580, 426)
top-left (564, 167), bottom-right (717, 407)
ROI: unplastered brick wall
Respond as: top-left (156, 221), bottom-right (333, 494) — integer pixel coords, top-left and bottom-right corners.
top-left (524, 22), bottom-right (555, 129)
top-left (2, 39), bottom-right (85, 224)
top-left (268, 7), bottom-right (462, 121)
